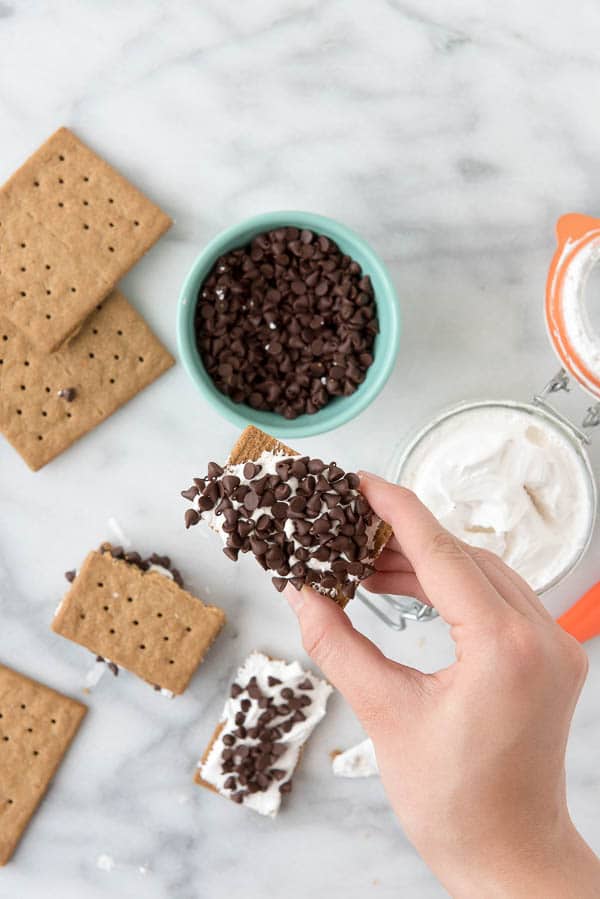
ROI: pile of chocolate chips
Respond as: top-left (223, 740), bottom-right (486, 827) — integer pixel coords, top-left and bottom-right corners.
top-left (182, 457), bottom-right (377, 599)
top-left (220, 673), bottom-right (315, 802)
top-left (195, 227), bottom-right (378, 419)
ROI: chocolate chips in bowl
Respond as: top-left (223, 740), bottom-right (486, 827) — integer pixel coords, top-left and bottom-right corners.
top-left (196, 226), bottom-right (377, 420)
top-left (177, 212), bottom-right (401, 438)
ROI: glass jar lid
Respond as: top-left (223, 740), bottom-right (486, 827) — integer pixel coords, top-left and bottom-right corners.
top-left (546, 213), bottom-right (600, 400)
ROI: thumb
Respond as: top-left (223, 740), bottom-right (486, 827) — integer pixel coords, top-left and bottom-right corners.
top-left (285, 584), bottom-right (425, 735)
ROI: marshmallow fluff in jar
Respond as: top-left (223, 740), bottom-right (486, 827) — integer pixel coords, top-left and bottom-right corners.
top-left (392, 400), bottom-right (596, 595)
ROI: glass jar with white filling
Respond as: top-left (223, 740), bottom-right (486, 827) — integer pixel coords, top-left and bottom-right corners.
top-left (357, 213), bottom-right (600, 629)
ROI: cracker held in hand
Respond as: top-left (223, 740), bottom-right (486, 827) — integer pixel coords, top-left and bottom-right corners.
top-left (196, 651), bottom-right (332, 816)
top-left (0, 663), bottom-right (86, 865)
top-left (0, 127), bottom-right (172, 353)
top-left (52, 546), bottom-right (225, 696)
top-left (181, 425), bottom-right (392, 607)
top-left (0, 289), bottom-right (173, 471)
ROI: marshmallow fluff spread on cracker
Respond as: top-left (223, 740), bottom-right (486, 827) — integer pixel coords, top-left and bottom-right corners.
top-left (182, 425), bottom-right (391, 605)
top-left (196, 651), bottom-right (332, 816)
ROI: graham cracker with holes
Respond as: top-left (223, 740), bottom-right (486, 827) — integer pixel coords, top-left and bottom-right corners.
top-left (52, 551), bottom-right (226, 695)
top-left (0, 126), bottom-right (172, 353)
top-left (0, 663), bottom-right (86, 866)
top-left (227, 426), bottom-right (392, 608)
top-left (0, 289), bottom-right (174, 471)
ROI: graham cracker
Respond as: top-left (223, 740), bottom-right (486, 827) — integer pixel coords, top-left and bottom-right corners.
top-left (194, 721), bottom-right (224, 793)
top-left (0, 127), bottom-right (172, 352)
top-left (52, 551), bottom-right (226, 695)
top-left (0, 289), bottom-right (174, 471)
top-left (227, 426), bottom-right (392, 607)
top-left (0, 663), bottom-right (86, 866)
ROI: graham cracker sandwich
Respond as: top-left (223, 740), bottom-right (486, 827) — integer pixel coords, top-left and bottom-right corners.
top-left (52, 542), bottom-right (225, 696)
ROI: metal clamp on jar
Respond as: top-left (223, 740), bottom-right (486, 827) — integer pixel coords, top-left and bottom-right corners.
top-left (357, 213), bottom-right (600, 631)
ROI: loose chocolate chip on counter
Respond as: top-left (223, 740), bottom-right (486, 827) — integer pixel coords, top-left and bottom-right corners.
top-left (57, 387), bottom-right (76, 402)
top-left (194, 228), bottom-right (378, 418)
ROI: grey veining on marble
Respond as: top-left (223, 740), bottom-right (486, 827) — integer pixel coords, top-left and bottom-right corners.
top-left (1, 2), bottom-right (600, 897)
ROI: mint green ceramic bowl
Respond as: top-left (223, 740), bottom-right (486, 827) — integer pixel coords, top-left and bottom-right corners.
top-left (177, 211), bottom-right (401, 438)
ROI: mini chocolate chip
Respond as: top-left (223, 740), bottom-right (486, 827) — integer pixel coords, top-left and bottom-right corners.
top-left (238, 520), bottom-right (254, 538)
top-left (223, 733), bottom-right (236, 746)
top-left (221, 474), bottom-right (240, 494)
top-left (247, 684), bottom-right (263, 700)
top-left (231, 683), bottom-right (243, 698)
top-left (279, 781), bottom-right (293, 794)
top-left (57, 387), bottom-right (76, 402)
top-left (180, 486), bottom-right (199, 501)
top-left (243, 462), bottom-right (260, 479)
top-left (235, 711), bottom-right (246, 726)
top-left (347, 472), bottom-right (360, 489)
top-left (224, 775), bottom-right (237, 790)
top-left (64, 569), bottom-right (76, 582)
top-left (184, 509), bottom-right (200, 528)
top-left (272, 576), bottom-right (288, 592)
top-left (291, 459), bottom-right (307, 478)
top-left (268, 676), bottom-right (282, 686)
top-left (223, 546), bottom-right (239, 562)
top-left (274, 483), bottom-right (291, 500)
top-left (231, 791), bottom-right (246, 804)
top-left (297, 678), bottom-right (314, 690)
top-left (196, 495), bottom-right (215, 513)
top-left (327, 464), bottom-right (345, 481)
top-left (244, 491), bottom-right (260, 511)
top-left (281, 687), bottom-right (294, 700)
top-left (241, 698), bottom-right (251, 712)
top-left (207, 462), bottom-right (224, 478)
top-left (276, 461), bottom-right (291, 480)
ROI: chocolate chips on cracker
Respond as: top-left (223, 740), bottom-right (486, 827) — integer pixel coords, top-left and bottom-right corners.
top-left (181, 425), bottom-right (391, 606)
top-left (195, 651), bottom-right (332, 816)
top-left (195, 227), bottom-right (378, 419)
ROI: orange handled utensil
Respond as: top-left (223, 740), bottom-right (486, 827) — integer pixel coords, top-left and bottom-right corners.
top-left (558, 581), bottom-right (600, 643)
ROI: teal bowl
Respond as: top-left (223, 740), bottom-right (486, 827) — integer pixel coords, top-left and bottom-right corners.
top-left (177, 211), bottom-right (401, 439)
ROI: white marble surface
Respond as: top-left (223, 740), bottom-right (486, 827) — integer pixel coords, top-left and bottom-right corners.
top-left (1, 2), bottom-right (600, 896)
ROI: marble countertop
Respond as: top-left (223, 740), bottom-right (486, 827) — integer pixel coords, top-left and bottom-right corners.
top-left (1, 2), bottom-right (600, 897)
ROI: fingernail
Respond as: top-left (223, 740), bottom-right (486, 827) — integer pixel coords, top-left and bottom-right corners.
top-left (357, 470), bottom-right (386, 483)
top-left (284, 584), bottom-right (305, 614)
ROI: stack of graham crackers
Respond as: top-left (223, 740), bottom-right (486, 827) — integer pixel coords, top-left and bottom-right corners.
top-left (0, 127), bottom-right (174, 471)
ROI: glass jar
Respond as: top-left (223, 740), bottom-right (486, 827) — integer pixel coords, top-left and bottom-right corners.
top-left (357, 213), bottom-right (600, 630)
